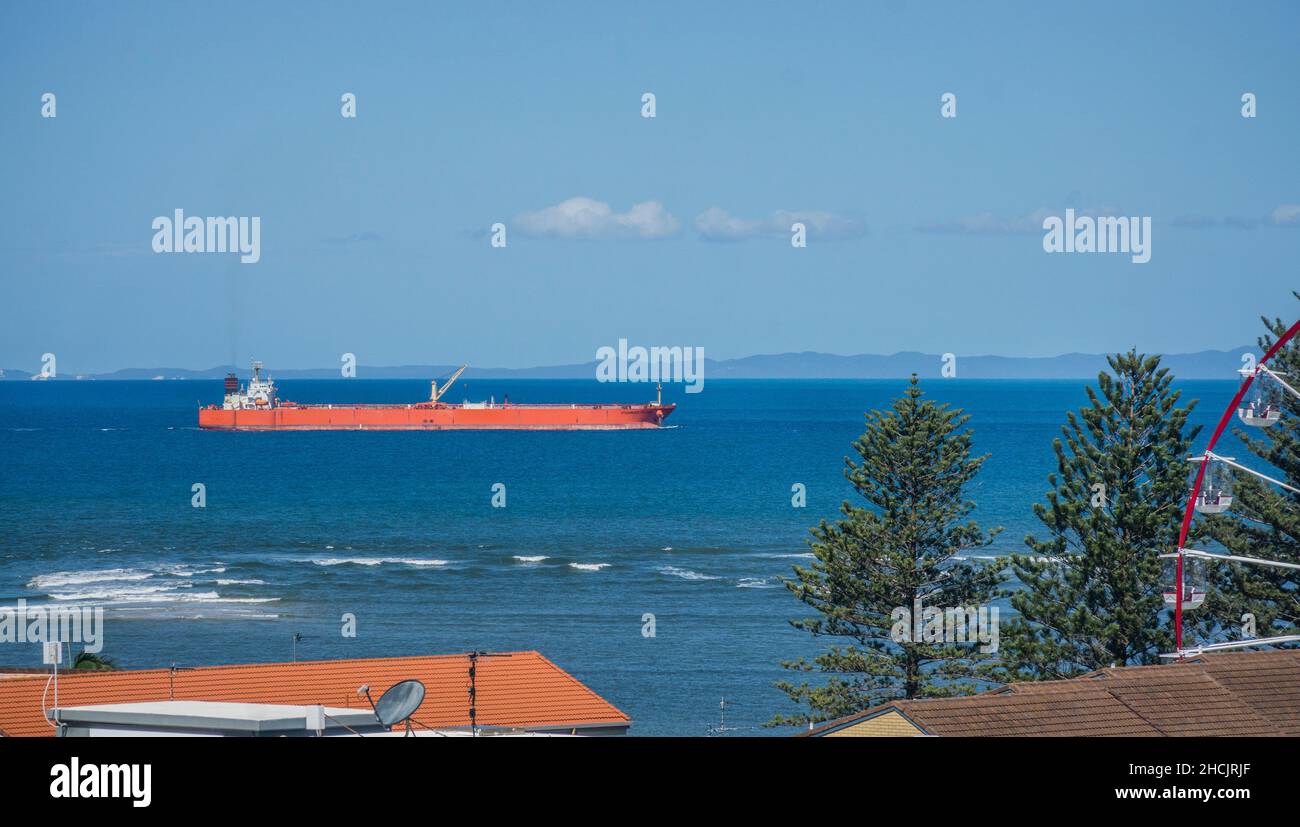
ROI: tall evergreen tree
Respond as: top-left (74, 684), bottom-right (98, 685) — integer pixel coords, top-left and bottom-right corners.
top-left (995, 351), bottom-right (1198, 681)
top-left (1196, 308), bottom-right (1300, 643)
top-left (770, 375), bottom-right (1002, 727)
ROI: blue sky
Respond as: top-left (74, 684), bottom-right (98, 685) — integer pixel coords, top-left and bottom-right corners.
top-left (1, 1), bottom-right (1298, 373)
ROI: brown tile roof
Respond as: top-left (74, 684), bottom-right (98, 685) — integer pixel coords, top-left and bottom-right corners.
top-left (802, 650), bottom-right (1300, 737)
top-left (896, 687), bottom-right (1159, 737)
top-left (1191, 650), bottom-right (1300, 735)
top-left (0, 651), bottom-right (629, 738)
top-left (1088, 673), bottom-right (1277, 736)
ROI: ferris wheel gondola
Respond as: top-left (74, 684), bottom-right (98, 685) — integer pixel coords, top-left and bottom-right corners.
top-left (1237, 373), bottom-right (1285, 427)
top-left (1188, 456), bottom-right (1234, 514)
top-left (1161, 554), bottom-right (1206, 610)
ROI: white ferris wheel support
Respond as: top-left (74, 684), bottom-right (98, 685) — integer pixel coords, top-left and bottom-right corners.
top-left (1160, 634), bottom-right (1300, 659)
top-left (1160, 548), bottom-right (1300, 572)
top-left (1255, 364), bottom-right (1300, 401)
top-left (1190, 451), bottom-right (1300, 497)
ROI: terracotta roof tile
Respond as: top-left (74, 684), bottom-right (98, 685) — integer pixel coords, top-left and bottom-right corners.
top-left (0, 651), bottom-right (629, 738)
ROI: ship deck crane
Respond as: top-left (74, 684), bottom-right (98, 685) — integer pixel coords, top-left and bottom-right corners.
top-left (430, 365), bottom-right (468, 403)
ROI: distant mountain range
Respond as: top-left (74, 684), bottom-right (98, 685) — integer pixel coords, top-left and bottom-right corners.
top-left (0, 348), bottom-right (1257, 381)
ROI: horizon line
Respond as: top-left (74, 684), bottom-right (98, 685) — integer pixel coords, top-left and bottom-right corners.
top-left (0, 344), bottom-right (1258, 380)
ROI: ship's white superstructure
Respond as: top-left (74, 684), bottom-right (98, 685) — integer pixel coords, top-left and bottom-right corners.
top-left (223, 361), bottom-right (278, 410)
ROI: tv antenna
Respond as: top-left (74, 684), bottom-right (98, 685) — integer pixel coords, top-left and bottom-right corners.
top-left (466, 651), bottom-right (512, 737)
top-left (706, 696), bottom-right (748, 736)
top-left (168, 663), bottom-right (197, 700)
top-left (360, 679), bottom-right (426, 736)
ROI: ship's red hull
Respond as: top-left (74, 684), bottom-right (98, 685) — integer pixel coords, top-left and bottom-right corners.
top-left (198, 402), bottom-right (674, 431)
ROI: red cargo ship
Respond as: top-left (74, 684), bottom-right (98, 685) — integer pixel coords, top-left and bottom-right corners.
top-left (198, 362), bottom-right (675, 431)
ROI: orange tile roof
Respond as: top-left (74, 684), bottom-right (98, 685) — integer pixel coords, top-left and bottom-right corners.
top-left (0, 651), bottom-right (629, 738)
top-left (802, 650), bottom-right (1300, 737)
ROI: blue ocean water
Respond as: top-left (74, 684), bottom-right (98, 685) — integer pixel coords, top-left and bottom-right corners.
top-left (0, 377), bottom-right (1246, 735)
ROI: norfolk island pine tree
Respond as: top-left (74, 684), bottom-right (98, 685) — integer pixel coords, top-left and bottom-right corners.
top-left (770, 375), bottom-right (1002, 727)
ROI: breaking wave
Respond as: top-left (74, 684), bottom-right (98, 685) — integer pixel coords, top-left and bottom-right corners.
top-left (304, 557), bottom-right (449, 567)
top-left (23, 562), bottom-right (279, 615)
top-left (657, 566), bottom-right (720, 581)
top-left (28, 568), bottom-right (153, 589)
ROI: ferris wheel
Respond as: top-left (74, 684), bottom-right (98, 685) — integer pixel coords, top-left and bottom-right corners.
top-left (1161, 318), bottom-right (1300, 659)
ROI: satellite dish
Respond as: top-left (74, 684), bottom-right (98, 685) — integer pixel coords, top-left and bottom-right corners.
top-left (371, 679), bottom-right (425, 731)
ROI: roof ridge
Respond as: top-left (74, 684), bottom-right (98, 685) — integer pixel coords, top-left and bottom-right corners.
top-left (1101, 686), bottom-right (1171, 736)
top-left (170, 650), bottom-right (542, 671)
top-left (1, 651), bottom-right (548, 681)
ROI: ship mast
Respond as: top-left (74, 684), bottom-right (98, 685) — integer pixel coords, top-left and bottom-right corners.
top-left (430, 364), bottom-right (468, 403)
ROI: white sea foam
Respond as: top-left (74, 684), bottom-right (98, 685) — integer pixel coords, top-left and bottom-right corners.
top-left (165, 565), bottom-right (227, 577)
top-left (28, 562), bottom-right (280, 610)
top-left (45, 584), bottom-right (281, 606)
top-left (737, 577), bottom-right (776, 589)
top-left (311, 557), bottom-right (383, 567)
top-left (28, 569), bottom-right (154, 589)
top-left (512, 555), bottom-right (549, 563)
top-left (50, 586), bottom-right (215, 604)
top-left (569, 563), bottom-right (609, 572)
top-left (658, 566), bottom-right (719, 581)
top-left (48, 582), bottom-right (186, 598)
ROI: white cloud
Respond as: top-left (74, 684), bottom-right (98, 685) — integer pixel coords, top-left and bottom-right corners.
top-left (694, 208), bottom-right (866, 242)
top-left (1270, 204), bottom-right (1300, 227)
top-left (1171, 204), bottom-right (1300, 229)
top-left (513, 197), bottom-right (679, 240)
top-left (917, 207), bottom-right (1120, 235)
